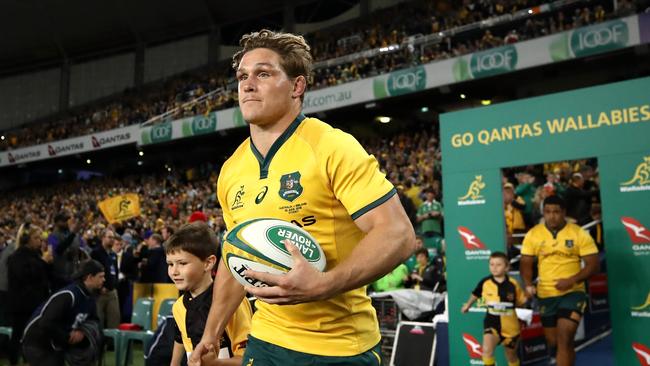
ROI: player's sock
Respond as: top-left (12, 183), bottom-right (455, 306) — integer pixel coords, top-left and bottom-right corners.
top-left (482, 356), bottom-right (496, 366)
top-left (508, 360), bottom-right (520, 366)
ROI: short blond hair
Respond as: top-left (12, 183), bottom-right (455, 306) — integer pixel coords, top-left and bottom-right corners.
top-left (232, 29), bottom-right (314, 87)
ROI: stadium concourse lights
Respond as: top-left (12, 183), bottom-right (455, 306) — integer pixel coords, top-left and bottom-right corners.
top-left (481, 99), bottom-right (492, 106)
top-left (86, 159), bottom-right (91, 164)
top-left (421, 107), bottom-right (429, 113)
top-left (137, 161), bottom-right (143, 166)
top-left (460, 94), bottom-right (467, 99)
top-left (58, 169), bottom-right (63, 174)
top-left (138, 151), bottom-right (144, 157)
top-left (376, 116), bottom-right (391, 124)
top-left (0, 135), bottom-right (5, 140)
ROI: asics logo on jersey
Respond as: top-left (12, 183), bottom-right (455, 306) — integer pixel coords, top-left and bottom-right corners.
top-left (255, 186), bottom-right (268, 204)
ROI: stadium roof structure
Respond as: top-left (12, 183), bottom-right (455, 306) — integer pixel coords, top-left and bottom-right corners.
top-left (1, 0), bottom-right (356, 74)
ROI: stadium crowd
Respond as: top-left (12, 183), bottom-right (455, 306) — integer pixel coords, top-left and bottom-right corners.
top-left (2, 0), bottom-right (647, 151)
top-left (0, 121), bottom-right (602, 297)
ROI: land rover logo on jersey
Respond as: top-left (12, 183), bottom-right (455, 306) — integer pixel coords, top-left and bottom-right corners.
top-left (565, 239), bottom-right (574, 249)
top-left (266, 226), bottom-right (321, 262)
top-left (279, 172), bottom-right (303, 202)
top-left (620, 156), bottom-right (650, 192)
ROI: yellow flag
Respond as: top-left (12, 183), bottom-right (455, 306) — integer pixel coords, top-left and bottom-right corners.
top-left (98, 193), bottom-right (141, 224)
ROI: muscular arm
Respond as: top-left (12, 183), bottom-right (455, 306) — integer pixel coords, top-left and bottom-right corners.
top-left (247, 194), bottom-right (416, 304)
top-left (326, 195), bottom-right (416, 295)
top-left (520, 255), bottom-right (536, 288)
top-left (570, 254), bottom-right (600, 284)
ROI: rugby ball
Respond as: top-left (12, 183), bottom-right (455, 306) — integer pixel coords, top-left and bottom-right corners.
top-left (222, 218), bottom-right (326, 288)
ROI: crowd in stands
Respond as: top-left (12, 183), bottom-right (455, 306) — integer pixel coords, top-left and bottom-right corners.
top-left (2, 0), bottom-right (648, 151)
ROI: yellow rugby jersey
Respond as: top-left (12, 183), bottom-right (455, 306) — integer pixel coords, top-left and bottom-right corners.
top-left (521, 222), bottom-right (598, 298)
top-left (217, 114), bottom-right (396, 356)
top-left (471, 275), bottom-right (527, 338)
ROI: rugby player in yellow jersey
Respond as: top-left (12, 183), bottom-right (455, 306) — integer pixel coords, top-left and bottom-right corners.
top-left (189, 29), bottom-right (415, 366)
top-left (520, 195), bottom-right (599, 366)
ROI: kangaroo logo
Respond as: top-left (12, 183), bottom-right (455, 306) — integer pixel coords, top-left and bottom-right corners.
top-left (458, 175), bottom-right (486, 205)
top-left (231, 185), bottom-right (245, 210)
top-left (117, 197), bottom-right (131, 217)
top-left (631, 292), bottom-right (650, 314)
top-left (621, 156), bottom-right (650, 192)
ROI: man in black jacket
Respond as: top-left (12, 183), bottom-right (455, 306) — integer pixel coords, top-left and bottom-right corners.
top-left (90, 228), bottom-right (120, 329)
top-left (113, 234), bottom-right (139, 323)
top-left (22, 259), bottom-right (105, 366)
top-left (138, 233), bottom-right (170, 283)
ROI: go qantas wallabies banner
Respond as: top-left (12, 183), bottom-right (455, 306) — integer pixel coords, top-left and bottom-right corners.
top-left (440, 76), bottom-right (650, 366)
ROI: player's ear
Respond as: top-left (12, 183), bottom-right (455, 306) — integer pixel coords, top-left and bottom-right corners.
top-left (205, 254), bottom-right (217, 272)
top-left (292, 75), bottom-right (307, 99)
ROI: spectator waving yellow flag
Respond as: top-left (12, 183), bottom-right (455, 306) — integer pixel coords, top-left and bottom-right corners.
top-left (98, 193), bottom-right (141, 224)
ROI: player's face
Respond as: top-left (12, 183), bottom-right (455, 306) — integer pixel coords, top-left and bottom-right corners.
top-left (167, 250), bottom-right (213, 293)
top-left (543, 203), bottom-right (565, 230)
top-left (489, 257), bottom-right (508, 277)
top-left (237, 48), bottom-right (296, 126)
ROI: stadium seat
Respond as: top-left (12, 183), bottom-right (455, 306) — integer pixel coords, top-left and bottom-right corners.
top-left (152, 283), bottom-right (179, 330)
top-left (104, 297), bottom-right (154, 366)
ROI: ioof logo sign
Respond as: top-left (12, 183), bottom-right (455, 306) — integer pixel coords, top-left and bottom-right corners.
top-left (458, 175), bottom-right (486, 206)
top-left (620, 156), bottom-right (650, 192)
top-left (570, 20), bottom-right (628, 57)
